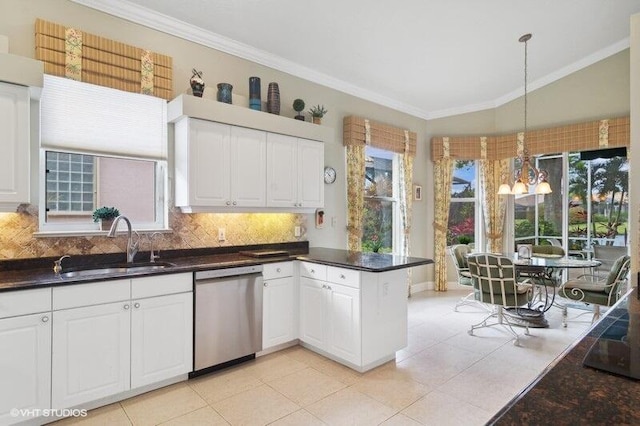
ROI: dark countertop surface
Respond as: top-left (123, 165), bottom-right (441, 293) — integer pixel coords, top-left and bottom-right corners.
top-left (489, 287), bottom-right (640, 425)
top-left (0, 243), bottom-right (433, 292)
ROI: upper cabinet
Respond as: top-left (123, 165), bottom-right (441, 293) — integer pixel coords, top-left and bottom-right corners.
top-left (169, 95), bottom-right (328, 213)
top-left (0, 83), bottom-right (30, 211)
top-left (0, 53), bottom-right (43, 212)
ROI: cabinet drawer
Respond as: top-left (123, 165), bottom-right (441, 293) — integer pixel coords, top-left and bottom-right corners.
top-left (327, 266), bottom-right (360, 289)
top-left (131, 273), bottom-right (192, 299)
top-left (53, 279), bottom-right (130, 310)
top-left (263, 261), bottom-right (293, 280)
top-left (299, 262), bottom-right (327, 281)
top-left (0, 288), bottom-right (51, 318)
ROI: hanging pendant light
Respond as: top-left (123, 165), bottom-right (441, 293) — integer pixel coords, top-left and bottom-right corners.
top-left (498, 33), bottom-right (552, 195)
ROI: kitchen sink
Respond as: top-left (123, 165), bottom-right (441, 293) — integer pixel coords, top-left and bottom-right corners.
top-left (59, 262), bottom-right (175, 279)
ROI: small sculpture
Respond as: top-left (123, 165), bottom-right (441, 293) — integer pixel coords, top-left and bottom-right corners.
top-left (190, 69), bottom-right (205, 97)
top-left (293, 99), bottom-right (305, 121)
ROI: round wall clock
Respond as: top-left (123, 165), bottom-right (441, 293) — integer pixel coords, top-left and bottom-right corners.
top-left (324, 166), bottom-right (336, 184)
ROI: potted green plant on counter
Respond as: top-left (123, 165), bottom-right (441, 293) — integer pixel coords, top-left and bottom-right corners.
top-left (93, 206), bottom-right (120, 231)
top-left (308, 104), bottom-right (327, 124)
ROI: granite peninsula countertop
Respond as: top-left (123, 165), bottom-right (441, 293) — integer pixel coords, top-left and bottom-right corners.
top-left (489, 287), bottom-right (640, 425)
top-left (0, 243), bottom-right (433, 292)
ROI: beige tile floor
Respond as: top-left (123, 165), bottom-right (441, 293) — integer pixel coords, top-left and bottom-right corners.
top-left (50, 290), bottom-right (592, 426)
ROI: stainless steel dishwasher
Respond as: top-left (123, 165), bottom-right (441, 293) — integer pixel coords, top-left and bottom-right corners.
top-left (192, 264), bottom-right (263, 375)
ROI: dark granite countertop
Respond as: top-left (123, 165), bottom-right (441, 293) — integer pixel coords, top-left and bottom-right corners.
top-left (298, 247), bottom-right (433, 272)
top-left (0, 244), bottom-right (433, 292)
top-left (489, 287), bottom-right (640, 425)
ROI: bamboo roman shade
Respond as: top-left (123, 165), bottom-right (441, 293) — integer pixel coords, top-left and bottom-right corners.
top-left (431, 117), bottom-right (629, 161)
top-left (35, 18), bottom-right (173, 100)
top-left (344, 116), bottom-right (417, 156)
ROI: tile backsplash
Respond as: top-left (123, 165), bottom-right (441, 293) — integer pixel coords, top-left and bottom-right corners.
top-left (0, 205), bottom-right (307, 260)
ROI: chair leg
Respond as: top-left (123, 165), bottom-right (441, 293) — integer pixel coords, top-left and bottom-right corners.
top-left (455, 291), bottom-right (492, 312)
top-left (468, 306), bottom-right (526, 345)
top-left (562, 304), bottom-right (568, 328)
top-left (592, 305), bottom-right (601, 323)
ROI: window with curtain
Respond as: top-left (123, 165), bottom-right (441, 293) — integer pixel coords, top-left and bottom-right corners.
top-left (362, 146), bottom-right (399, 253)
top-left (447, 160), bottom-right (479, 246)
top-left (38, 75), bottom-right (168, 234)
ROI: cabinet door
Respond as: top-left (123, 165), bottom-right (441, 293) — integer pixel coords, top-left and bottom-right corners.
top-left (188, 119), bottom-right (231, 207)
top-left (52, 302), bottom-right (131, 409)
top-left (230, 126), bottom-right (266, 207)
top-left (266, 133), bottom-right (298, 208)
top-left (326, 283), bottom-right (361, 365)
top-left (0, 313), bottom-right (51, 423)
top-left (0, 82), bottom-right (30, 210)
top-left (263, 276), bottom-right (296, 349)
top-left (299, 277), bottom-right (325, 349)
top-left (297, 139), bottom-right (324, 208)
top-left (130, 292), bottom-right (193, 389)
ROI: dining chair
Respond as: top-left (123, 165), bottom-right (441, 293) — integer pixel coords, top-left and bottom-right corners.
top-left (592, 245), bottom-right (627, 278)
top-left (559, 254), bottom-right (630, 326)
top-left (466, 253), bottom-right (533, 345)
top-left (449, 244), bottom-right (488, 312)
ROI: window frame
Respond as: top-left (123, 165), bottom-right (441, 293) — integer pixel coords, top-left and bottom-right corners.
top-left (449, 159), bottom-right (481, 249)
top-left (36, 148), bottom-right (168, 236)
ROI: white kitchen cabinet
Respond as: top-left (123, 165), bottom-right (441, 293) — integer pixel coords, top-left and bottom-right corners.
top-left (0, 312), bottom-right (51, 424)
top-left (52, 273), bottom-right (193, 409)
top-left (298, 262), bottom-right (408, 372)
top-left (262, 262), bottom-right (296, 350)
top-left (174, 118), bottom-right (267, 211)
top-left (266, 134), bottom-right (324, 209)
top-left (52, 301), bottom-right (131, 409)
top-left (0, 82), bottom-right (30, 211)
top-left (299, 264), bottom-right (361, 366)
top-left (130, 291), bottom-right (192, 388)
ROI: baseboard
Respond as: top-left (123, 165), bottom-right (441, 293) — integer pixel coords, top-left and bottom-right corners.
top-left (410, 281), bottom-right (471, 294)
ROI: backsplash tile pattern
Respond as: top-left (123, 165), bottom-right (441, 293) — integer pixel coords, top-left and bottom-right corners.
top-left (0, 205), bottom-right (307, 260)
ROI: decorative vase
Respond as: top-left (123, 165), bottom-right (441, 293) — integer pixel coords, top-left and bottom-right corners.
top-left (190, 69), bottom-right (205, 97)
top-left (249, 77), bottom-right (261, 111)
top-left (266, 82), bottom-right (280, 115)
top-left (217, 83), bottom-right (233, 104)
top-left (101, 218), bottom-right (115, 231)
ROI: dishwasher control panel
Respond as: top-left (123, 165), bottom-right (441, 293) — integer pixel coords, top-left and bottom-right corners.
top-left (195, 265), bottom-right (263, 280)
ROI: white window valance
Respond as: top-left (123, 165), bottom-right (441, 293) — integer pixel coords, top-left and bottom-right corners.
top-left (40, 75), bottom-right (167, 159)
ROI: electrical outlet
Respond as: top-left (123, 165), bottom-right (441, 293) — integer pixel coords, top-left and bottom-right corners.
top-left (218, 228), bottom-right (226, 241)
top-left (294, 226), bottom-right (301, 237)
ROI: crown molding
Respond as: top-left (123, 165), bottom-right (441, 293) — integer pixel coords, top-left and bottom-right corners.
top-left (71, 0), bottom-right (630, 121)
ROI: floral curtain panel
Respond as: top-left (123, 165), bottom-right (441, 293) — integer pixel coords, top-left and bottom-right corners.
top-left (399, 131), bottom-right (414, 295)
top-left (346, 144), bottom-right (366, 251)
top-left (480, 158), bottom-right (509, 253)
top-left (433, 141), bottom-right (453, 291)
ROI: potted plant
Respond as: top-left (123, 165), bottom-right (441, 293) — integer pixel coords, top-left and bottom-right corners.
top-left (308, 104), bottom-right (327, 124)
top-left (93, 206), bottom-right (120, 231)
top-left (293, 99), bottom-right (305, 121)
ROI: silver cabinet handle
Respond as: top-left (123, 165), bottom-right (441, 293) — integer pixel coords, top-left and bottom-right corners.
top-left (124, 304), bottom-right (130, 310)
top-left (41, 316), bottom-right (49, 323)
top-left (276, 268), bottom-right (281, 273)
top-left (340, 274), bottom-right (346, 279)
top-left (264, 282), bottom-right (268, 287)
top-left (134, 302), bottom-right (140, 309)
top-left (327, 285), bottom-right (332, 291)
top-left (226, 201), bottom-right (231, 206)
top-left (310, 269), bottom-right (315, 274)
top-left (232, 201), bottom-right (237, 205)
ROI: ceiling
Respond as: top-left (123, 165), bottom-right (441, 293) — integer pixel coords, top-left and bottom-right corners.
top-left (74, 0), bottom-right (640, 120)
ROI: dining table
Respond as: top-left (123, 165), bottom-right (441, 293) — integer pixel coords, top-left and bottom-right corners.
top-left (507, 254), bottom-right (602, 328)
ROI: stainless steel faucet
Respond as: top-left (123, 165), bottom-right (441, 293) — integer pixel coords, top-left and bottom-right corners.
top-left (107, 215), bottom-right (139, 263)
top-left (53, 255), bottom-right (70, 275)
top-left (148, 232), bottom-right (161, 263)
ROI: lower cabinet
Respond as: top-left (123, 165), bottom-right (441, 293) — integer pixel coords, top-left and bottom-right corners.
top-left (299, 267), bottom-right (362, 366)
top-left (298, 262), bottom-right (408, 372)
top-left (262, 262), bottom-right (296, 350)
top-left (51, 274), bottom-right (193, 410)
top-left (0, 311), bottom-right (52, 424)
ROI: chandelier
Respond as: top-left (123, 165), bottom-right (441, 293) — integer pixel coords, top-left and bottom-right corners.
top-left (498, 33), bottom-right (552, 195)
